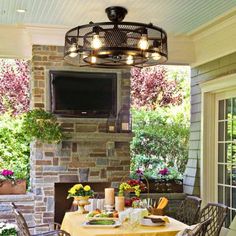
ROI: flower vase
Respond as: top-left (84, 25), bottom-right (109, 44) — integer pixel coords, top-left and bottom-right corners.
top-left (74, 196), bottom-right (90, 214)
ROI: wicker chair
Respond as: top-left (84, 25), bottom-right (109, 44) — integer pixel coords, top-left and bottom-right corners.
top-left (176, 196), bottom-right (202, 225)
top-left (11, 203), bottom-right (70, 236)
top-left (198, 203), bottom-right (228, 236)
top-left (177, 218), bottom-right (212, 236)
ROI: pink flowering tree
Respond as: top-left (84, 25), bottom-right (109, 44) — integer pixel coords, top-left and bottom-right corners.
top-left (0, 59), bottom-right (30, 115)
top-left (130, 66), bottom-right (183, 109)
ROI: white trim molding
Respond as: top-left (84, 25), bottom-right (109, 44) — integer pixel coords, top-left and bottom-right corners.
top-left (190, 8), bottom-right (236, 67)
top-left (200, 73), bottom-right (236, 206)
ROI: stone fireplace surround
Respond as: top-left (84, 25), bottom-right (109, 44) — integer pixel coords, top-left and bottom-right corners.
top-left (30, 45), bottom-right (133, 230)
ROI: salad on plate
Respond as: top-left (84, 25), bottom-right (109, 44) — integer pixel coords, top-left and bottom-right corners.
top-left (87, 209), bottom-right (119, 219)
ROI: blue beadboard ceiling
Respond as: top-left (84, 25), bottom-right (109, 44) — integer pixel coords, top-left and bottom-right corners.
top-left (0, 0), bottom-right (235, 34)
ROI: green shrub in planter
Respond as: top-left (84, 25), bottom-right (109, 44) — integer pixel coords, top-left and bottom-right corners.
top-left (23, 109), bottom-right (63, 143)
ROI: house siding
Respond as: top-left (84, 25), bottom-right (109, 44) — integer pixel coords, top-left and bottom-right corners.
top-left (184, 52), bottom-right (236, 195)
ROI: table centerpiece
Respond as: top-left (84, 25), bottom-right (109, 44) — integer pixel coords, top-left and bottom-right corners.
top-left (67, 184), bottom-right (94, 214)
top-left (118, 178), bottom-right (146, 207)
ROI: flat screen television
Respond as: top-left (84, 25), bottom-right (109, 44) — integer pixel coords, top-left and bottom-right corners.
top-left (49, 71), bottom-right (117, 118)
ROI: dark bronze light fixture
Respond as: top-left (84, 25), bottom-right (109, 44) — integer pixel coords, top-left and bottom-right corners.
top-left (64, 6), bottom-right (168, 67)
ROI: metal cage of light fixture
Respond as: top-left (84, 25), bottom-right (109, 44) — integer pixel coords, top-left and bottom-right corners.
top-left (64, 6), bottom-right (168, 67)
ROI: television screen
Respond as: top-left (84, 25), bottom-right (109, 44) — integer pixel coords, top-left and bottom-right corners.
top-left (49, 71), bottom-right (117, 117)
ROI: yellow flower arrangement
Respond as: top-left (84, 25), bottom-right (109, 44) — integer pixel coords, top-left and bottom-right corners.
top-left (67, 184), bottom-right (94, 198)
top-left (118, 179), bottom-right (146, 197)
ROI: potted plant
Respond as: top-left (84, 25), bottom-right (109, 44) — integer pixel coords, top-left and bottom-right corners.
top-left (153, 167), bottom-right (183, 193)
top-left (118, 178), bottom-right (146, 207)
top-left (23, 109), bottom-right (63, 143)
top-left (0, 169), bottom-right (26, 194)
top-left (67, 184), bottom-right (94, 214)
top-left (131, 167), bottom-right (183, 193)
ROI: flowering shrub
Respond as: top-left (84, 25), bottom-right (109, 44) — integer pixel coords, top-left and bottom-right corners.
top-left (159, 168), bottom-right (169, 176)
top-left (119, 179), bottom-right (146, 197)
top-left (67, 184), bottom-right (94, 198)
top-left (157, 167), bottom-right (182, 181)
top-left (0, 222), bottom-right (17, 236)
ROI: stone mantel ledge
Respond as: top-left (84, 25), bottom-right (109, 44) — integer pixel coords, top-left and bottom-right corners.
top-left (0, 192), bottom-right (34, 202)
top-left (65, 132), bottom-right (134, 142)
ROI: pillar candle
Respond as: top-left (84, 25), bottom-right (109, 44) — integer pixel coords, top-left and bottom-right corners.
top-left (105, 188), bottom-right (115, 206)
top-left (115, 196), bottom-right (125, 212)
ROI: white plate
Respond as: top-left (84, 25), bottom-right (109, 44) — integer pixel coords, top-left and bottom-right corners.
top-left (82, 221), bottom-right (121, 228)
top-left (140, 218), bottom-right (165, 227)
top-left (87, 217), bottom-right (119, 221)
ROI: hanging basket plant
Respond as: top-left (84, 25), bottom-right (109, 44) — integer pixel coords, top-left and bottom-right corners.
top-left (23, 109), bottom-right (63, 143)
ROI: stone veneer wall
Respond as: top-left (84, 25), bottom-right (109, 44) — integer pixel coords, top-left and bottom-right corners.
top-left (183, 52), bottom-right (236, 196)
top-left (30, 45), bottom-right (132, 228)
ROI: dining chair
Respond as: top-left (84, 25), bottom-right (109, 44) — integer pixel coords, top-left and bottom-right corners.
top-left (11, 203), bottom-right (70, 236)
top-left (176, 217), bottom-right (212, 236)
top-left (197, 203), bottom-right (228, 236)
top-left (175, 195), bottom-right (202, 225)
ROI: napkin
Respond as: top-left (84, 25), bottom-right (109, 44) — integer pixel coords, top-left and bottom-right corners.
top-left (156, 197), bottom-right (168, 210)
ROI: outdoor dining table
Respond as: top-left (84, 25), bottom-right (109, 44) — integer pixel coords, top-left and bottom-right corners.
top-left (61, 211), bottom-right (188, 236)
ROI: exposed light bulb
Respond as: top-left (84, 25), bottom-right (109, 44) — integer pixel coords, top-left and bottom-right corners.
top-left (126, 55), bottom-right (134, 65)
top-left (138, 36), bottom-right (149, 50)
top-left (68, 43), bottom-right (78, 58)
top-left (91, 35), bottom-right (102, 49)
top-left (152, 52), bottom-right (161, 60)
top-left (16, 9), bottom-right (26, 13)
top-left (91, 56), bottom-right (97, 63)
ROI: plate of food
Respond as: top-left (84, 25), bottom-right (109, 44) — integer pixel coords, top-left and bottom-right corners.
top-left (87, 209), bottom-right (119, 220)
top-left (82, 219), bottom-right (121, 228)
top-left (140, 216), bottom-right (168, 227)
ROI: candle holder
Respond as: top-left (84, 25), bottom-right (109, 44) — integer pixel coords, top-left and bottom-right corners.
top-left (104, 204), bottom-right (115, 212)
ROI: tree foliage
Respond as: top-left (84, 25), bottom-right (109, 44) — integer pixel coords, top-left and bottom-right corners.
top-left (0, 113), bottom-right (30, 180)
top-left (130, 66), bottom-right (190, 177)
top-left (131, 107), bottom-right (189, 176)
top-left (0, 59), bottom-right (30, 115)
top-left (130, 66), bottom-right (183, 109)
top-left (0, 59), bottom-right (30, 182)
